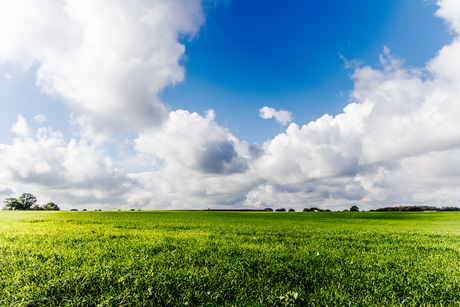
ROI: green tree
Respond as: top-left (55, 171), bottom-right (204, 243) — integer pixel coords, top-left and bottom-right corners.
top-left (350, 205), bottom-right (359, 212)
top-left (43, 202), bottom-right (60, 211)
top-left (19, 193), bottom-right (37, 210)
top-left (3, 197), bottom-right (23, 210)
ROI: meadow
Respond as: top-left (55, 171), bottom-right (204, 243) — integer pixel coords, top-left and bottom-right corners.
top-left (1, 211), bottom-right (460, 306)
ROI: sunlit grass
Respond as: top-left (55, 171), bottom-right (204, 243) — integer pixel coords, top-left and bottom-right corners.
top-left (1, 211), bottom-right (460, 306)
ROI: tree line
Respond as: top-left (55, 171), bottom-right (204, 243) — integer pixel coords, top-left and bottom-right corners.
top-left (374, 205), bottom-right (459, 212)
top-left (2, 193), bottom-right (60, 211)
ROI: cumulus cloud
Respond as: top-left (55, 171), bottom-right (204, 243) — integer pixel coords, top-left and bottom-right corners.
top-left (11, 115), bottom-right (31, 138)
top-left (129, 110), bottom-right (260, 209)
top-left (0, 0), bottom-right (204, 129)
top-left (259, 106), bottom-right (293, 125)
top-left (0, 116), bottom-right (136, 209)
top-left (248, 20), bottom-right (460, 209)
top-left (4, 72), bottom-right (11, 80)
top-left (34, 113), bottom-right (47, 124)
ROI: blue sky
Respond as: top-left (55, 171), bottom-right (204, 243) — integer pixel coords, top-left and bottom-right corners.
top-left (1, 0), bottom-right (460, 211)
top-left (162, 0), bottom-right (452, 144)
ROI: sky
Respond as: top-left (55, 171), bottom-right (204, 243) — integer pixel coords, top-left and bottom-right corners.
top-left (0, 0), bottom-right (459, 211)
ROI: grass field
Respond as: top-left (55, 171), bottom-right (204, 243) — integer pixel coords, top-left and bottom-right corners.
top-left (1, 211), bottom-right (460, 306)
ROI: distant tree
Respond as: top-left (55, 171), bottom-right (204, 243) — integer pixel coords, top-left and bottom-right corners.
top-left (275, 208), bottom-right (286, 212)
top-left (350, 205), bottom-right (359, 212)
top-left (288, 208), bottom-right (295, 212)
top-left (43, 202), bottom-right (60, 211)
top-left (32, 204), bottom-right (44, 210)
top-left (70, 209), bottom-right (78, 211)
top-left (130, 209), bottom-right (135, 211)
top-left (19, 193), bottom-right (37, 210)
top-left (3, 197), bottom-right (23, 210)
top-left (264, 208), bottom-right (274, 212)
top-left (82, 209), bottom-right (87, 211)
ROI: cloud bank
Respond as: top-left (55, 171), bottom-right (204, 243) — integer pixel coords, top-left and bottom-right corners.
top-left (1, 0), bottom-right (460, 211)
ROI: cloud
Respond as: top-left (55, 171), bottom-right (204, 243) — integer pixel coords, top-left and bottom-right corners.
top-left (248, 17), bottom-right (460, 209)
top-left (0, 116), bottom-right (136, 209)
top-left (435, 0), bottom-right (460, 33)
top-left (34, 113), bottom-right (47, 124)
top-left (259, 106), bottom-right (293, 125)
top-left (0, 0), bottom-right (204, 129)
top-left (11, 115), bottom-right (31, 138)
top-left (130, 110), bottom-right (260, 209)
top-left (134, 109), bottom-right (252, 175)
top-left (4, 72), bottom-right (11, 80)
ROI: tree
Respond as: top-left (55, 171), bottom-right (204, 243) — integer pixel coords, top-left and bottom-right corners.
top-left (19, 193), bottom-right (37, 210)
top-left (43, 202), bottom-right (60, 211)
top-left (350, 205), bottom-right (359, 212)
top-left (3, 197), bottom-right (23, 210)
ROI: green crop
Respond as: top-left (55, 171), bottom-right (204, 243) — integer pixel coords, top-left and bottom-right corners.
top-left (1, 211), bottom-right (460, 306)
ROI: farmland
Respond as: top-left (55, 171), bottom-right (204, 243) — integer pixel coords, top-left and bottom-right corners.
top-left (1, 211), bottom-right (460, 306)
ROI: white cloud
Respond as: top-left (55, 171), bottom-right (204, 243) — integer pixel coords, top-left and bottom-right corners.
top-left (4, 72), bottom-right (11, 80)
top-left (259, 106), bottom-right (293, 125)
top-left (34, 113), bottom-right (47, 124)
top-left (436, 0), bottom-right (460, 33)
top-left (248, 22), bottom-right (460, 209)
top-left (11, 115), bottom-right (31, 138)
top-left (0, 116), bottom-right (136, 209)
top-left (129, 109), bottom-right (262, 209)
top-left (0, 0), bottom-right (204, 129)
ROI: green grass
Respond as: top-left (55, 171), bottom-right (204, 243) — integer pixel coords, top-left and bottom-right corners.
top-left (1, 211), bottom-right (460, 306)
